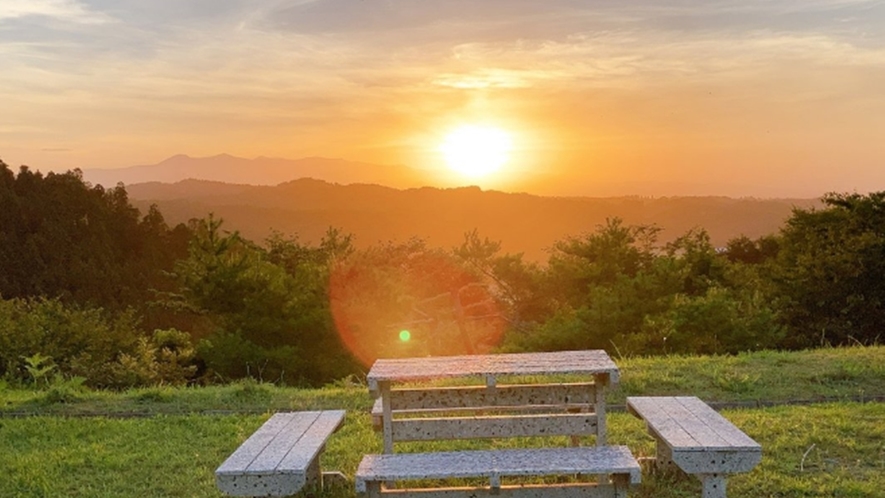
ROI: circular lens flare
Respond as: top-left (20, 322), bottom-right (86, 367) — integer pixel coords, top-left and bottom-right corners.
top-left (328, 253), bottom-right (506, 367)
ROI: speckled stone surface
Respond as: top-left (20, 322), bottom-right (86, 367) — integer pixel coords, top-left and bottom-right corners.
top-left (367, 350), bottom-right (619, 392)
top-left (627, 396), bottom-right (762, 498)
top-left (391, 413), bottom-right (598, 441)
top-left (355, 445), bottom-right (641, 493)
top-left (215, 410), bottom-right (345, 497)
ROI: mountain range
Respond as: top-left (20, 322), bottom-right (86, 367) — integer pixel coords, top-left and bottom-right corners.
top-left (82, 154), bottom-right (428, 189)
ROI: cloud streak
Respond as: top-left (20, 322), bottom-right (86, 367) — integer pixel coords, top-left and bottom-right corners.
top-left (0, 0), bottom-right (113, 23)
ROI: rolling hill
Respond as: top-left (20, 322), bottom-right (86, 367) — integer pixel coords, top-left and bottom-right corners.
top-left (126, 179), bottom-right (819, 261)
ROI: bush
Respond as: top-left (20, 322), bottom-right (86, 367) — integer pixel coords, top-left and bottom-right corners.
top-left (0, 297), bottom-right (138, 385)
top-left (102, 328), bottom-right (199, 388)
top-left (0, 297), bottom-right (202, 389)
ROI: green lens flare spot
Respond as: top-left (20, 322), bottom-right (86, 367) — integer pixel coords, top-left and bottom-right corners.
top-left (399, 330), bottom-right (411, 342)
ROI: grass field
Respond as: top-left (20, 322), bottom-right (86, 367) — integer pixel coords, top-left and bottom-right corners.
top-left (2, 346), bottom-right (884, 497)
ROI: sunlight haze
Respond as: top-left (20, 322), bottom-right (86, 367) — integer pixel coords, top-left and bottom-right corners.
top-left (440, 125), bottom-right (513, 181)
top-left (2, 1), bottom-right (884, 197)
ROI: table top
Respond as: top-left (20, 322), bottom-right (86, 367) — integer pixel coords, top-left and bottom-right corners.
top-left (367, 350), bottom-right (619, 393)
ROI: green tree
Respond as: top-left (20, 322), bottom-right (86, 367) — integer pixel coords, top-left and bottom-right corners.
top-left (0, 160), bottom-right (190, 314)
top-left (771, 192), bottom-right (885, 347)
top-left (454, 229), bottom-right (551, 325)
top-left (504, 219), bottom-right (671, 354)
top-left (173, 216), bottom-right (358, 385)
top-left (503, 220), bottom-right (782, 357)
top-left (724, 234), bottom-right (780, 265)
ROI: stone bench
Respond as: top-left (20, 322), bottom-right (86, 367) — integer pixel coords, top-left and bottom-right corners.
top-left (356, 445), bottom-right (641, 498)
top-left (357, 358), bottom-right (640, 498)
top-left (626, 396), bottom-right (761, 498)
top-left (216, 410), bottom-right (346, 497)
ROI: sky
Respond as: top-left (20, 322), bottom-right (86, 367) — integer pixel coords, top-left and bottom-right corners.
top-left (2, 0), bottom-right (884, 197)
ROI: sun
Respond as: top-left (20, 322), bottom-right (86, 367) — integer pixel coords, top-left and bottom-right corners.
top-left (440, 125), bottom-right (513, 178)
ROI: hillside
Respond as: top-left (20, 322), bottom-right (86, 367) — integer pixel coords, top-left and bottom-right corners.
top-left (127, 179), bottom-right (819, 261)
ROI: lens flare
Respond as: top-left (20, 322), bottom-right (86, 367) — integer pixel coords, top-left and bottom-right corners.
top-left (328, 252), bottom-right (506, 367)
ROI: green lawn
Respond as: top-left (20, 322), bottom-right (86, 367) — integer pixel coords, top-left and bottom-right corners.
top-left (2, 345), bottom-right (884, 497)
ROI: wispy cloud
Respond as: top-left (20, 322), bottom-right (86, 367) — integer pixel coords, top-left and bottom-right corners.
top-left (0, 0), bottom-right (113, 24)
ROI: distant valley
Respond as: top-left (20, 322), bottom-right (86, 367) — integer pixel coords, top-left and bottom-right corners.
top-left (126, 178), bottom-right (819, 261)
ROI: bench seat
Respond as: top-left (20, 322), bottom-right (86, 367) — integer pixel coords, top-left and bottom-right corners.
top-left (356, 445), bottom-right (641, 497)
top-left (216, 410), bottom-right (345, 497)
top-left (627, 396), bottom-right (761, 498)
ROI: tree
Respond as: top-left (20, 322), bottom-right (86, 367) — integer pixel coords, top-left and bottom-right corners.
top-left (172, 216), bottom-right (358, 385)
top-left (724, 234), bottom-right (780, 265)
top-left (453, 229), bottom-right (551, 326)
top-left (771, 192), bottom-right (885, 347)
top-left (0, 160), bottom-right (190, 313)
top-left (547, 218), bottom-right (660, 308)
top-left (502, 220), bottom-right (782, 356)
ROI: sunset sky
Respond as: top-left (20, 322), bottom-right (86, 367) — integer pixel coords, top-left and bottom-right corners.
top-left (2, 0), bottom-right (884, 197)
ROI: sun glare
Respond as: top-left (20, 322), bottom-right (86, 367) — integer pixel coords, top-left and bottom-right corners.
top-left (440, 125), bottom-right (513, 178)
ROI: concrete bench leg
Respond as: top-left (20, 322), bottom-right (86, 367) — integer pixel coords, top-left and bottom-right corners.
top-left (655, 440), bottom-right (677, 473)
top-left (322, 471), bottom-right (348, 489)
top-left (304, 457), bottom-right (322, 490)
top-left (612, 473), bottom-right (631, 498)
top-left (700, 473), bottom-right (727, 498)
top-left (364, 481), bottom-right (382, 498)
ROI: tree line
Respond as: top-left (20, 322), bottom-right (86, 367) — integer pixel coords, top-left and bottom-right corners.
top-left (1, 160), bottom-right (882, 388)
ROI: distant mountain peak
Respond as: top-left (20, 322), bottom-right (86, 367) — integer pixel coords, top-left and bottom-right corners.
top-left (159, 153), bottom-right (191, 163)
top-left (81, 154), bottom-right (428, 189)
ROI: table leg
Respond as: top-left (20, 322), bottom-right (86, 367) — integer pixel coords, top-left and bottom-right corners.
top-left (380, 381), bottom-right (394, 454)
top-left (654, 439), bottom-right (677, 473)
top-left (700, 473), bottom-right (727, 498)
top-left (594, 373), bottom-right (608, 446)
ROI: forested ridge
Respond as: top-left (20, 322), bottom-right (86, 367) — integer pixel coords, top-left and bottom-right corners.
top-left (126, 178), bottom-right (817, 262)
top-left (2, 159), bottom-right (883, 388)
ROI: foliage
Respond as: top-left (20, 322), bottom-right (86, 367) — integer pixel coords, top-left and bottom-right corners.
top-left (105, 329), bottom-right (199, 388)
top-left (5, 154), bottom-right (885, 383)
top-left (770, 191), bottom-right (885, 348)
top-left (0, 297), bottom-right (139, 386)
top-left (453, 229), bottom-right (552, 325)
top-left (639, 286), bottom-right (784, 355)
top-left (3, 345), bottom-right (882, 417)
top-left (20, 353), bottom-right (56, 387)
top-left (0, 161), bottom-right (191, 313)
top-left (503, 219), bottom-right (783, 356)
top-left (0, 296), bottom-right (204, 388)
top-left (171, 217), bottom-right (359, 385)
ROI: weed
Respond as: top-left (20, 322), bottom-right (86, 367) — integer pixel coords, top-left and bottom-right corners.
top-left (21, 353), bottom-right (56, 387)
top-left (227, 378), bottom-right (273, 404)
top-left (134, 387), bottom-right (174, 403)
top-left (714, 371), bottom-right (759, 394)
top-left (40, 376), bottom-right (87, 405)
